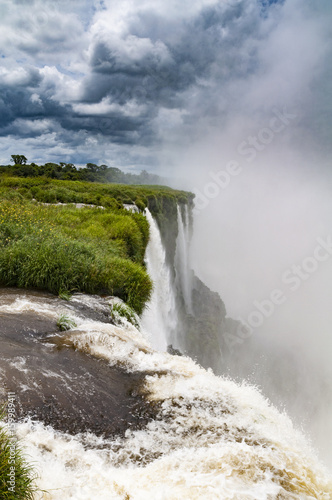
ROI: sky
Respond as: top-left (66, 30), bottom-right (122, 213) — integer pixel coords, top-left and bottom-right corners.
top-left (0, 0), bottom-right (330, 170)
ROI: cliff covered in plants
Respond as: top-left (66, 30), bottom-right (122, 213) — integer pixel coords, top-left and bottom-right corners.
top-left (0, 176), bottom-right (193, 315)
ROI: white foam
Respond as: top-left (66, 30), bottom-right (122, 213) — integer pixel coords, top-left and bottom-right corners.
top-left (175, 204), bottom-right (193, 314)
top-left (3, 294), bottom-right (332, 498)
top-left (14, 330), bottom-right (332, 499)
top-left (0, 297), bottom-right (63, 318)
top-left (141, 208), bottom-right (178, 351)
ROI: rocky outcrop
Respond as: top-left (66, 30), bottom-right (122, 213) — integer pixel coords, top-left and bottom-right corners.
top-left (0, 289), bottom-right (159, 437)
top-left (174, 274), bottom-right (227, 372)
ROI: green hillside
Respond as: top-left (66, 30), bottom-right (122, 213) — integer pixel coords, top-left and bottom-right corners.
top-left (0, 176), bottom-right (193, 314)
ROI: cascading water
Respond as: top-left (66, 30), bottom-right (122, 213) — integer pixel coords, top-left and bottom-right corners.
top-left (140, 208), bottom-right (177, 351)
top-left (174, 204), bottom-right (193, 314)
top-left (142, 204), bottom-right (195, 351)
top-left (0, 208), bottom-right (331, 499)
top-left (1, 288), bottom-right (331, 499)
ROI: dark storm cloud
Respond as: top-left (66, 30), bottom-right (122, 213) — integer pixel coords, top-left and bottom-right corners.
top-left (60, 113), bottom-right (149, 142)
top-left (0, 68), bottom-right (43, 128)
top-left (0, 0), bottom-right (264, 158)
top-left (72, 0), bottom-right (269, 156)
top-left (84, 1), bottom-right (261, 107)
top-left (0, 0), bottom-right (330, 167)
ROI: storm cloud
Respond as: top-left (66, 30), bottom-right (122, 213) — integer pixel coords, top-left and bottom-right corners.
top-left (0, 0), bottom-right (330, 169)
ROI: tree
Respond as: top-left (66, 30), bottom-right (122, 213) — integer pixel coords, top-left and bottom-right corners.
top-left (11, 155), bottom-right (27, 165)
top-left (86, 163), bottom-right (99, 172)
top-left (63, 163), bottom-right (77, 172)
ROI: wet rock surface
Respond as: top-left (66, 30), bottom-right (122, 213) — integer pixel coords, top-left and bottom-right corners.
top-left (0, 288), bottom-right (157, 438)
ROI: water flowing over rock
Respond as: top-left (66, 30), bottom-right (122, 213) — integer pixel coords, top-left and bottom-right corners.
top-left (140, 208), bottom-right (178, 351)
top-left (175, 204), bottom-right (193, 314)
top-left (0, 289), bottom-right (158, 437)
top-left (146, 202), bottom-right (229, 372)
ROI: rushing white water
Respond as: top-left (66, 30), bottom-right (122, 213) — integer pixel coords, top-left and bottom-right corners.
top-left (142, 204), bottom-right (194, 352)
top-left (16, 377), bottom-right (332, 500)
top-left (175, 204), bottom-right (193, 314)
top-left (2, 203), bottom-right (332, 499)
top-left (1, 291), bottom-right (332, 499)
top-left (141, 208), bottom-right (177, 351)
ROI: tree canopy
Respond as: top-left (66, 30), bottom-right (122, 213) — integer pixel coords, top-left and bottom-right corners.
top-left (1, 157), bottom-right (165, 185)
top-left (11, 154), bottom-right (27, 165)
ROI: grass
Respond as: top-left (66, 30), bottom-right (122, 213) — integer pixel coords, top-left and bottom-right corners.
top-left (0, 197), bottom-right (152, 314)
top-left (0, 409), bottom-right (38, 499)
top-left (0, 176), bottom-right (193, 314)
top-left (58, 291), bottom-right (72, 301)
top-left (0, 176), bottom-right (194, 215)
top-left (56, 314), bottom-right (77, 331)
top-left (111, 302), bottom-right (140, 329)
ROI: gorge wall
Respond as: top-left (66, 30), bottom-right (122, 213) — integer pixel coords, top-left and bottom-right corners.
top-left (145, 199), bottom-right (234, 373)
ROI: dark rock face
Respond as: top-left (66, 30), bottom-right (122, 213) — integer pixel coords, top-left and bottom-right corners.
top-left (0, 289), bottom-right (159, 438)
top-left (192, 275), bottom-right (226, 320)
top-left (167, 344), bottom-right (183, 356)
top-left (174, 275), bottom-right (227, 372)
top-left (153, 203), bottom-right (230, 373)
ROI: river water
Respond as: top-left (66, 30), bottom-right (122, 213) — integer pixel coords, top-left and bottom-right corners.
top-left (0, 287), bottom-right (331, 499)
top-left (0, 205), bottom-right (331, 499)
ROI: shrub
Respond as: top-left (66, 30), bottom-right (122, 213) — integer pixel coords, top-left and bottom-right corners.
top-left (17, 188), bottom-right (33, 200)
top-left (56, 314), bottom-right (77, 331)
top-left (0, 229), bottom-right (151, 314)
top-left (111, 302), bottom-right (140, 329)
top-left (58, 290), bottom-right (72, 301)
top-left (135, 199), bottom-right (146, 212)
top-left (0, 189), bottom-right (24, 202)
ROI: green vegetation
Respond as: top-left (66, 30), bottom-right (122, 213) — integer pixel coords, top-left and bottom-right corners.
top-left (111, 302), bottom-right (140, 329)
top-left (0, 197), bottom-right (151, 313)
top-left (2, 156), bottom-right (165, 185)
top-left (56, 314), bottom-right (77, 331)
top-left (0, 176), bottom-right (193, 217)
top-left (0, 171), bottom-right (194, 497)
top-left (0, 176), bottom-right (193, 314)
top-left (0, 410), bottom-right (37, 499)
top-left (58, 291), bottom-right (72, 301)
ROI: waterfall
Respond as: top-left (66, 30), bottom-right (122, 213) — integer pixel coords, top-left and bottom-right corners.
top-left (141, 204), bottom-right (193, 351)
top-left (1, 246), bottom-right (331, 498)
top-left (141, 208), bottom-right (177, 351)
top-left (175, 204), bottom-right (193, 314)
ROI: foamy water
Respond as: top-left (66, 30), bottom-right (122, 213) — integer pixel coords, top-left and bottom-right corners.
top-left (2, 293), bottom-right (330, 499)
top-left (175, 204), bottom-right (193, 314)
top-left (141, 208), bottom-right (178, 351)
top-left (15, 352), bottom-right (332, 499)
